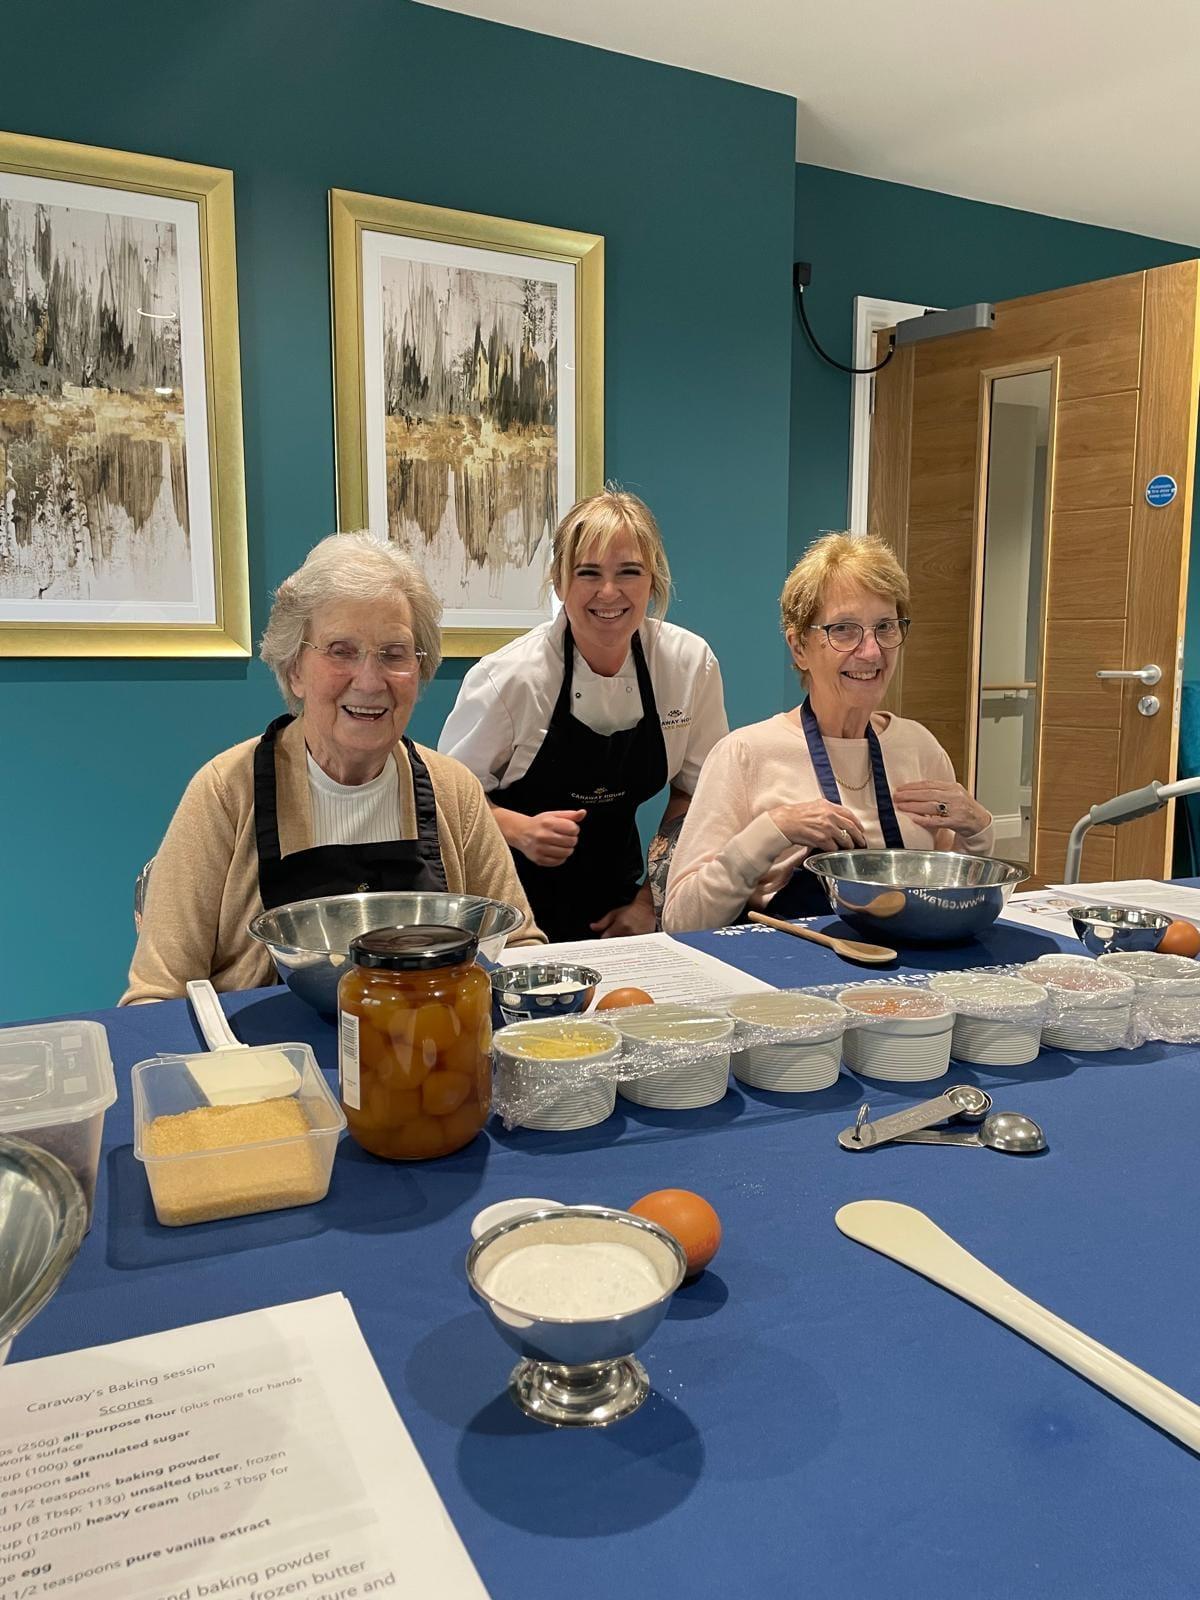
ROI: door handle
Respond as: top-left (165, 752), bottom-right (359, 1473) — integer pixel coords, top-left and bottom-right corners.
top-left (1096, 664), bottom-right (1162, 686)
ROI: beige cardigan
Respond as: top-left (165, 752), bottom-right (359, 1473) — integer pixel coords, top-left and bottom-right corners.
top-left (122, 717), bottom-right (543, 1004)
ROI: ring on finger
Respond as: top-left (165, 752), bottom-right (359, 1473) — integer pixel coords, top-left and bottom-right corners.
top-left (935, 801), bottom-right (949, 818)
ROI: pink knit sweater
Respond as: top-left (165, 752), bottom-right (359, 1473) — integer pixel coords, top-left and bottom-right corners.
top-left (662, 711), bottom-right (995, 933)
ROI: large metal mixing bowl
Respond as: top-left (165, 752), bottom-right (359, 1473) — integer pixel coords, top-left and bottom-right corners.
top-left (0, 1136), bottom-right (87, 1362)
top-left (248, 890), bottom-right (525, 1015)
top-left (804, 849), bottom-right (1026, 944)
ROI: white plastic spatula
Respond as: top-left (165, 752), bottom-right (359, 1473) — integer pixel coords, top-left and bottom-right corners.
top-left (185, 980), bottom-right (302, 1104)
top-left (836, 1200), bottom-right (1200, 1453)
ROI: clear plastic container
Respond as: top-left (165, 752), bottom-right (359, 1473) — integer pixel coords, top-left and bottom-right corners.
top-left (0, 1020), bottom-right (116, 1225)
top-left (133, 1043), bottom-right (345, 1226)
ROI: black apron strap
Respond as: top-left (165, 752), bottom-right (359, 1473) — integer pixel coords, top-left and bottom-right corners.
top-left (402, 736), bottom-right (449, 888)
top-left (253, 712), bottom-right (295, 864)
top-left (799, 699), bottom-right (904, 850)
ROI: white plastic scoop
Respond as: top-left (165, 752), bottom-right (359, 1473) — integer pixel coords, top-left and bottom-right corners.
top-left (836, 1200), bottom-right (1200, 1453)
top-left (185, 980), bottom-right (302, 1104)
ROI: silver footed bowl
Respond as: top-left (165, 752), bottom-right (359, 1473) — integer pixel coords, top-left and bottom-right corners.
top-left (248, 890), bottom-right (524, 1016)
top-left (1069, 904), bottom-right (1173, 956)
top-left (467, 1206), bottom-right (686, 1427)
top-left (489, 962), bottom-right (602, 1025)
top-left (0, 1136), bottom-right (87, 1362)
top-left (804, 849), bottom-right (1026, 945)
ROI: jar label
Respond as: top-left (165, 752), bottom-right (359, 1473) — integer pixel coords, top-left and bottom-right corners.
top-left (339, 1010), bottom-right (361, 1110)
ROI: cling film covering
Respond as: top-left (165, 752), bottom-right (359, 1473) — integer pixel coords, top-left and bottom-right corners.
top-left (489, 957), bottom-right (1200, 1126)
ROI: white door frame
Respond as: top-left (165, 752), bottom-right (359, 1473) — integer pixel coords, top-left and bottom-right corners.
top-left (848, 295), bottom-right (940, 535)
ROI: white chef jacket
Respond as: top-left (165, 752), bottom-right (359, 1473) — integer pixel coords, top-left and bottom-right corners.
top-left (437, 612), bottom-right (728, 796)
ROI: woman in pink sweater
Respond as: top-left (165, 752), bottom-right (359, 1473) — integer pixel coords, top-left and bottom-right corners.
top-left (662, 534), bottom-right (994, 932)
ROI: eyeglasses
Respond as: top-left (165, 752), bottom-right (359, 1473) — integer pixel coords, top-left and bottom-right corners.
top-left (806, 618), bottom-right (910, 653)
top-left (300, 639), bottom-right (427, 677)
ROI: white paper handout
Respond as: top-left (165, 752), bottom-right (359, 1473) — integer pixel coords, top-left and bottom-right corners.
top-left (495, 931), bottom-right (776, 1005)
top-left (0, 1294), bottom-right (489, 1600)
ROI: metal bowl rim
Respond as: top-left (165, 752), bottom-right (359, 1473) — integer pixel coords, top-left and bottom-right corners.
top-left (247, 890), bottom-right (523, 955)
top-left (466, 1204), bottom-right (687, 1325)
top-left (489, 962), bottom-right (603, 993)
top-left (802, 848), bottom-right (1027, 888)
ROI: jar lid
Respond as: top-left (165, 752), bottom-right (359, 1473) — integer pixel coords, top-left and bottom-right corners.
top-left (348, 924), bottom-right (477, 970)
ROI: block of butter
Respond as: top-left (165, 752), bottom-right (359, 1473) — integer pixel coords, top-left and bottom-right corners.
top-left (185, 1046), bottom-right (303, 1106)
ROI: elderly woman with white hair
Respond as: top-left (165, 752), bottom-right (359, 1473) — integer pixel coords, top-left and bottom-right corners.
top-left (122, 532), bottom-right (541, 1003)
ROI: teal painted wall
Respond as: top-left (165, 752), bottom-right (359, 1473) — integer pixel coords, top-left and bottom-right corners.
top-left (0, 0), bottom-right (796, 1021)
top-left (788, 162), bottom-right (1200, 704)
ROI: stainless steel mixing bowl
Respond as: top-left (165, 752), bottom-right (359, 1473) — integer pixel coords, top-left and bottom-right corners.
top-left (467, 1205), bottom-right (686, 1426)
top-left (248, 890), bottom-right (525, 1015)
top-left (0, 1136), bottom-right (87, 1362)
top-left (804, 849), bottom-right (1026, 944)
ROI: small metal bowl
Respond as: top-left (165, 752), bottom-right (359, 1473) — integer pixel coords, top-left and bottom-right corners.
top-left (1069, 904), bottom-right (1173, 956)
top-left (489, 962), bottom-right (601, 1025)
top-left (467, 1205), bottom-right (686, 1427)
top-left (0, 1136), bottom-right (87, 1362)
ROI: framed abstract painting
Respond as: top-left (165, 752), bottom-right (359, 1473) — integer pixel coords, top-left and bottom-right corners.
top-left (329, 189), bottom-right (603, 655)
top-left (0, 130), bottom-right (249, 657)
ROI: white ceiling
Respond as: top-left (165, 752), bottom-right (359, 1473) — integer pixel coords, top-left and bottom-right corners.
top-left (419, 0), bottom-right (1200, 246)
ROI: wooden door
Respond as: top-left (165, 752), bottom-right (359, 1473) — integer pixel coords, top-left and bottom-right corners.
top-left (868, 261), bottom-right (1200, 883)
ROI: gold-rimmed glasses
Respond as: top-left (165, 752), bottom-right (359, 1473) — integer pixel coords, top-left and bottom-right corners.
top-left (300, 639), bottom-right (427, 677)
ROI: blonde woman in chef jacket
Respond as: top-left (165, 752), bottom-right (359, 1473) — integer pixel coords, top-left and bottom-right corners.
top-left (438, 489), bottom-right (728, 943)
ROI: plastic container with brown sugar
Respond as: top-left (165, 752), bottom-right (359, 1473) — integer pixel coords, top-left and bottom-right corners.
top-left (133, 1043), bottom-right (345, 1226)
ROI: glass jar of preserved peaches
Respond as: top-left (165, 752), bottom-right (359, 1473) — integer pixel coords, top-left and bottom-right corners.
top-left (337, 925), bottom-right (492, 1160)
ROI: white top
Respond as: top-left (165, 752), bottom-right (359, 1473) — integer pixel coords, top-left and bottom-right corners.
top-left (306, 752), bottom-right (403, 846)
top-left (437, 612), bottom-right (728, 795)
top-left (662, 710), bottom-right (995, 932)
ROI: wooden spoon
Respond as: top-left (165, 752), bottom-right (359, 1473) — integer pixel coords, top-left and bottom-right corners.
top-left (747, 910), bottom-right (896, 963)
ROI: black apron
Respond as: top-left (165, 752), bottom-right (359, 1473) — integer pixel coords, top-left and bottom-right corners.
top-left (254, 713), bottom-right (448, 910)
top-left (494, 627), bottom-right (669, 943)
top-left (764, 700), bottom-right (905, 919)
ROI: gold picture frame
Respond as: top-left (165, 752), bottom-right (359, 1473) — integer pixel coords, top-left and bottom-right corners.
top-left (0, 130), bottom-right (249, 657)
top-left (329, 189), bottom-right (604, 657)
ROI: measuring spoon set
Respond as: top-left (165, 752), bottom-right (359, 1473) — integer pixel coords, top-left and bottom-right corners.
top-left (838, 1084), bottom-right (1047, 1156)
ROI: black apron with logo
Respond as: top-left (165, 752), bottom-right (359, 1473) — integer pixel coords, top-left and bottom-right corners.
top-left (763, 700), bottom-right (905, 919)
top-left (494, 628), bottom-right (669, 943)
top-left (253, 713), bottom-right (448, 910)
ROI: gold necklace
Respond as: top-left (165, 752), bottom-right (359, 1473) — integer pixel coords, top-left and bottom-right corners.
top-left (830, 761), bottom-right (872, 794)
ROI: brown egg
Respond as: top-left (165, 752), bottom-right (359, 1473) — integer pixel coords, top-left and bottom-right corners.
top-left (629, 1188), bottom-right (722, 1277)
top-left (1158, 920), bottom-right (1200, 959)
top-left (595, 986), bottom-right (654, 1010)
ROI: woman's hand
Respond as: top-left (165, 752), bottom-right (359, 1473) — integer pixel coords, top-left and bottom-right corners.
top-left (769, 801), bottom-right (867, 853)
top-left (591, 884), bottom-right (656, 938)
top-left (893, 781), bottom-right (990, 838)
top-left (518, 808), bottom-right (587, 866)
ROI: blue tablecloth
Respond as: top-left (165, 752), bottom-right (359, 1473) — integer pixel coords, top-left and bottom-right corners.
top-left (17, 914), bottom-right (1200, 1599)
